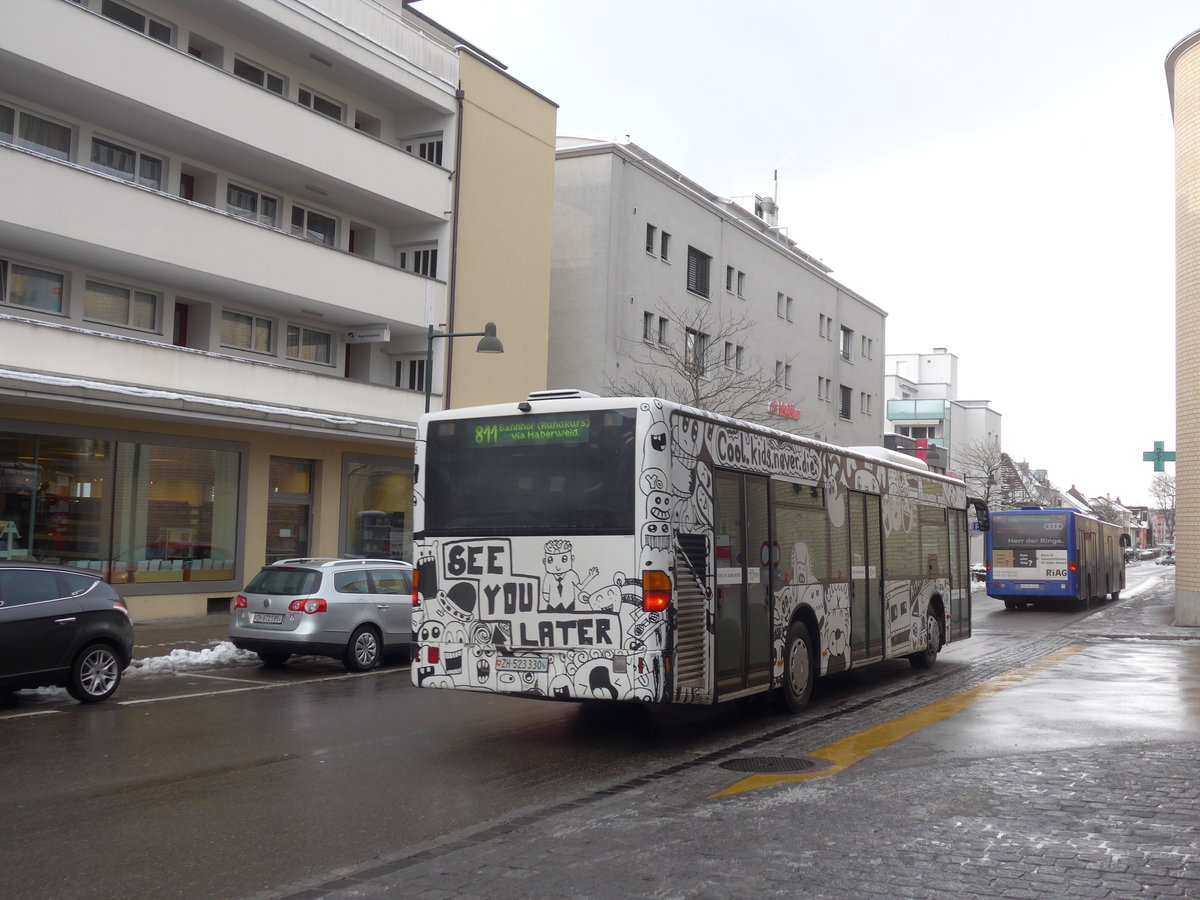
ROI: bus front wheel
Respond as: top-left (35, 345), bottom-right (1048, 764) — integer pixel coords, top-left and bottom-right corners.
top-left (778, 621), bottom-right (814, 714)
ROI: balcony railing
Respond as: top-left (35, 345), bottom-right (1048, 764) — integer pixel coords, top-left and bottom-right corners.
top-left (887, 399), bottom-right (950, 422)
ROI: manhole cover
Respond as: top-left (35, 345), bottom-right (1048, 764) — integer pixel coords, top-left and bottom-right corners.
top-left (717, 756), bottom-right (828, 774)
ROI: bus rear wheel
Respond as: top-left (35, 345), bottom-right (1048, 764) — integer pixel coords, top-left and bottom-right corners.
top-left (778, 621), bottom-right (814, 714)
top-left (909, 611), bottom-right (941, 669)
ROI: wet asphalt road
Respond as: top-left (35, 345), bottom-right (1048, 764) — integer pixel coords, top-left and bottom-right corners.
top-left (0, 564), bottom-right (1186, 899)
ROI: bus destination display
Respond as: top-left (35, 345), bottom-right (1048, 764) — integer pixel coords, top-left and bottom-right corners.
top-left (470, 415), bottom-right (591, 448)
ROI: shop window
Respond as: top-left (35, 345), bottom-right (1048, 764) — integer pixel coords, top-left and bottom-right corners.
top-left (343, 456), bottom-right (413, 561)
top-left (0, 432), bottom-right (241, 587)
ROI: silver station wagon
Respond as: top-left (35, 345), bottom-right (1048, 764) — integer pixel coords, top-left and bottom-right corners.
top-left (230, 558), bottom-right (413, 671)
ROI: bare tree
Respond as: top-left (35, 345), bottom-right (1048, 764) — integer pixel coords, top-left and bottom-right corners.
top-left (955, 439), bottom-right (1006, 508)
top-left (607, 303), bottom-right (814, 433)
top-left (1090, 497), bottom-right (1125, 526)
top-left (1149, 473), bottom-right (1176, 543)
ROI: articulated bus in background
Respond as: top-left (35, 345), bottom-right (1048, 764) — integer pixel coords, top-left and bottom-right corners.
top-left (411, 391), bottom-right (990, 712)
top-left (986, 507), bottom-right (1129, 611)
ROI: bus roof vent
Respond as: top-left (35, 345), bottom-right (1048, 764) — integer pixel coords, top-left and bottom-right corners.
top-left (526, 389), bottom-right (600, 402)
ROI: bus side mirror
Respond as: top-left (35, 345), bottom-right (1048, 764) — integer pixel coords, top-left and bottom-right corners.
top-left (968, 497), bottom-right (990, 532)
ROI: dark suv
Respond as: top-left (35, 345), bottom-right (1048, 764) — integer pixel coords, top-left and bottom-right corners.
top-left (0, 561), bottom-right (135, 703)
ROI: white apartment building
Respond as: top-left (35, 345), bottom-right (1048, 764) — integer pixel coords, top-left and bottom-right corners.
top-left (549, 137), bottom-right (886, 447)
top-left (884, 348), bottom-right (1001, 477)
top-left (0, 0), bottom-right (555, 618)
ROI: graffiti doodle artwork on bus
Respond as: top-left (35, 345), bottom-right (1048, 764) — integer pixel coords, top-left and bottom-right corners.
top-left (413, 537), bottom-right (668, 700)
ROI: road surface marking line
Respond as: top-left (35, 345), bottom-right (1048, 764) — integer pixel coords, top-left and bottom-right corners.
top-left (711, 645), bottom-right (1085, 797)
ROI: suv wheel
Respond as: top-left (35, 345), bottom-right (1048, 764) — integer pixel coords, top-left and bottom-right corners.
top-left (344, 625), bottom-right (381, 672)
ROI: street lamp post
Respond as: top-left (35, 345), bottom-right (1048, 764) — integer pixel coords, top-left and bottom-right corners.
top-left (424, 321), bottom-right (504, 413)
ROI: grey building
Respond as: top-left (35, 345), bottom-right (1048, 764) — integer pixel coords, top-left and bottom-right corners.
top-left (548, 136), bottom-right (886, 446)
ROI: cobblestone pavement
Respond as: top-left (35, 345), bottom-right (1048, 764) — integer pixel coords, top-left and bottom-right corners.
top-left (269, 572), bottom-right (1200, 900)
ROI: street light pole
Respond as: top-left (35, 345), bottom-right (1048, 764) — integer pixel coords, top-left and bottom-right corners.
top-left (424, 321), bottom-right (503, 414)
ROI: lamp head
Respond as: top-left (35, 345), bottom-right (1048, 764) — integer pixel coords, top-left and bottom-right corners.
top-left (476, 322), bottom-right (504, 354)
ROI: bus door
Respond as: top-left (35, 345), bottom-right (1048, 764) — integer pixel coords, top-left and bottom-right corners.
top-left (713, 470), bottom-right (773, 696)
top-left (848, 490), bottom-right (884, 662)
top-left (948, 509), bottom-right (971, 640)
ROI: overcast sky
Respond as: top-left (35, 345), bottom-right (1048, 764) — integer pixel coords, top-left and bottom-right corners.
top-left (420, 0), bottom-right (1196, 507)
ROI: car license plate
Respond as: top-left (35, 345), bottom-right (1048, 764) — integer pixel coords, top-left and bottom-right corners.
top-left (495, 656), bottom-right (549, 672)
top-left (251, 613), bottom-right (285, 625)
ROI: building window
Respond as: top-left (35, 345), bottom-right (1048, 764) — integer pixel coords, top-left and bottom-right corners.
top-left (414, 248), bottom-right (437, 277)
top-left (233, 57), bottom-right (285, 95)
top-left (101, 0), bottom-right (173, 44)
top-left (403, 136), bottom-right (444, 166)
top-left (785, 364), bottom-right (792, 389)
top-left (84, 279), bottom-right (157, 330)
top-left (840, 326), bottom-right (854, 360)
top-left (777, 292), bottom-right (785, 318)
top-left (687, 246), bottom-right (711, 298)
top-left (724, 341), bottom-right (734, 369)
top-left (786, 296), bottom-right (794, 322)
top-left (646, 224), bottom-right (657, 254)
top-left (227, 183), bottom-right (279, 227)
top-left (660, 232), bottom-right (670, 261)
top-left (90, 137), bottom-right (163, 190)
top-left (725, 265), bottom-right (734, 293)
top-left (221, 309), bottom-right (273, 353)
top-left (291, 205), bottom-right (337, 246)
top-left (816, 377), bottom-right (826, 401)
top-left (1, 259), bottom-right (66, 314)
top-left (298, 87), bottom-right (344, 122)
top-left (735, 345), bottom-right (744, 372)
top-left (736, 271), bottom-right (745, 298)
top-left (860, 392), bottom-right (872, 415)
top-left (643, 311), bottom-right (655, 342)
top-left (684, 327), bottom-right (708, 374)
top-left (819, 313), bottom-right (831, 340)
top-left (839, 385), bottom-right (852, 420)
top-left (397, 358), bottom-right (426, 392)
top-left (657, 315), bottom-right (668, 345)
top-left (0, 103), bottom-right (72, 160)
top-left (287, 324), bottom-right (333, 364)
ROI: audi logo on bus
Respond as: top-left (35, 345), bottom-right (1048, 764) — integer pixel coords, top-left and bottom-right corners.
top-left (1043, 523), bottom-right (1065, 531)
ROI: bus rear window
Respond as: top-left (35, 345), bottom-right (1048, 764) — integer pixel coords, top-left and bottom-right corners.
top-left (424, 409), bottom-right (636, 536)
top-left (991, 513), bottom-right (1068, 549)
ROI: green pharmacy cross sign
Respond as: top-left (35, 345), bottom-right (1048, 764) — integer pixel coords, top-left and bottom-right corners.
top-left (1142, 441), bottom-right (1176, 472)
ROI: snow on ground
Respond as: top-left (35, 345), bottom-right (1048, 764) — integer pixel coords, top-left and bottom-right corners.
top-left (127, 641), bottom-right (260, 678)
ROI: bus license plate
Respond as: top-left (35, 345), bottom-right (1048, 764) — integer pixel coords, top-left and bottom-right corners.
top-left (495, 657), bottom-right (549, 673)
top-left (252, 613), bottom-right (285, 624)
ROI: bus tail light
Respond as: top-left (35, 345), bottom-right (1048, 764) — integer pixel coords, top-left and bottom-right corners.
top-left (1069, 560), bottom-right (1078, 573)
top-left (643, 570), bottom-right (672, 612)
top-left (412, 568), bottom-right (421, 609)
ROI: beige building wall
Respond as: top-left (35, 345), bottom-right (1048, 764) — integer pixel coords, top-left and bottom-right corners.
top-left (1168, 31), bottom-right (1200, 626)
top-left (446, 52), bottom-right (557, 409)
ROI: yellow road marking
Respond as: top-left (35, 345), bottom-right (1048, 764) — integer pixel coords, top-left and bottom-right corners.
top-left (711, 645), bottom-right (1085, 797)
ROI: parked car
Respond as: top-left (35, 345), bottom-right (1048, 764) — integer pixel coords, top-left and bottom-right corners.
top-left (0, 561), bottom-right (134, 702)
top-left (230, 558), bottom-right (413, 671)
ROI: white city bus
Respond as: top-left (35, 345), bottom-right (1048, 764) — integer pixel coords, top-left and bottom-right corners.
top-left (411, 391), bottom-right (988, 711)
